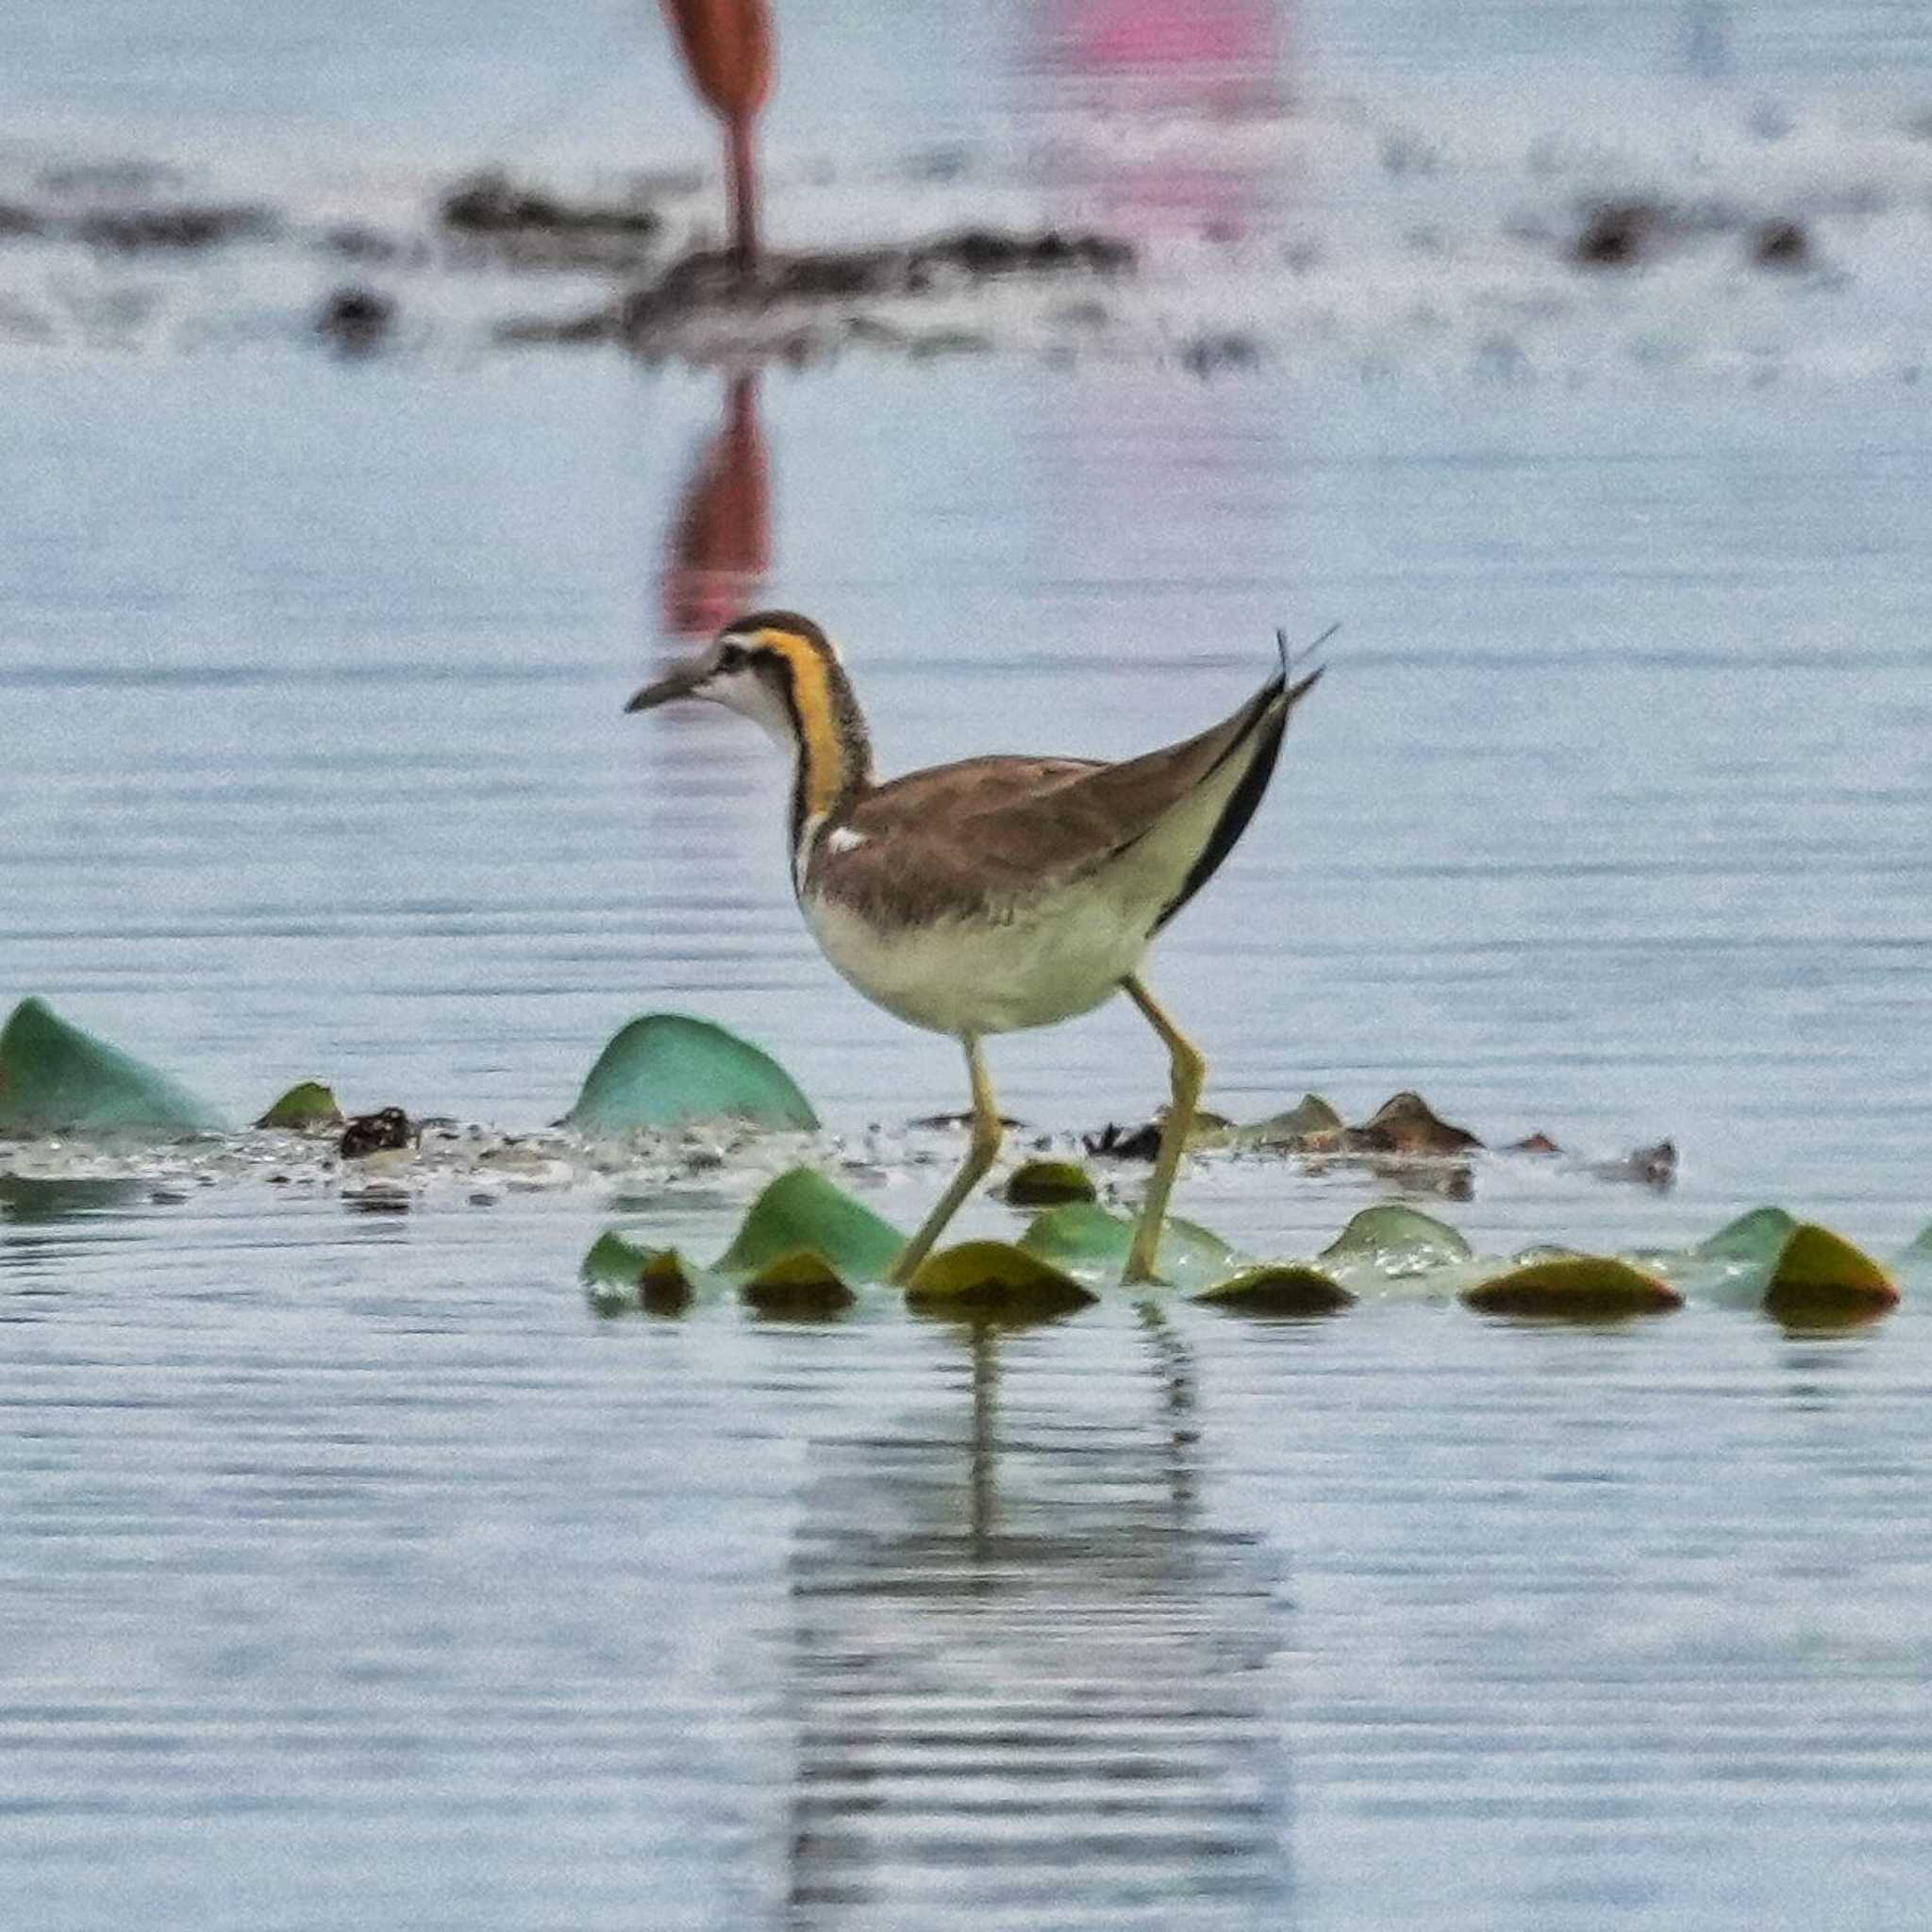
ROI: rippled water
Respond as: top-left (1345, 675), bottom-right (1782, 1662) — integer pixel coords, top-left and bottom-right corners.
top-left (7, 4), bottom-right (1932, 1927)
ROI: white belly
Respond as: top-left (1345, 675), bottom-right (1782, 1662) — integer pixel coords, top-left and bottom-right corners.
top-left (803, 886), bottom-right (1153, 1036)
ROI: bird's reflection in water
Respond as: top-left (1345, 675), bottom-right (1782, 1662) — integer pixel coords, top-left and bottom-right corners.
top-left (659, 371), bottom-right (770, 644)
top-left (785, 1310), bottom-right (1294, 1929)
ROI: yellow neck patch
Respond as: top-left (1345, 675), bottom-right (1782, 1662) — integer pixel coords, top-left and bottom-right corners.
top-left (756, 626), bottom-right (849, 819)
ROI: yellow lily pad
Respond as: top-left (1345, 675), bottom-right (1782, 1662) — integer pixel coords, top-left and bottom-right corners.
top-left (1002, 1158), bottom-right (1097, 1207)
top-left (738, 1247), bottom-right (858, 1319)
top-left (1762, 1224), bottom-right (1897, 1328)
top-left (906, 1240), bottom-right (1097, 1322)
top-left (254, 1080), bottom-right (344, 1129)
top-left (1191, 1263), bottom-right (1356, 1316)
top-left (1463, 1254), bottom-right (1682, 1320)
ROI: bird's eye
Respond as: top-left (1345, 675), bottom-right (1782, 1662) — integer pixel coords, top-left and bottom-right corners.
top-left (717, 642), bottom-right (748, 673)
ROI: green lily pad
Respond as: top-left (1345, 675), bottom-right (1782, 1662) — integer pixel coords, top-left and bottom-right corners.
top-left (714, 1168), bottom-right (903, 1286)
top-left (1462, 1254), bottom-right (1682, 1320)
top-left (1191, 1263), bottom-right (1356, 1316)
top-left (1018, 1200), bottom-right (1241, 1290)
top-left (564, 1013), bottom-right (817, 1134)
top-left (1321, 1203), bottom-right (1474, 1272)
top-left (579, 1230), bottom-right (704, 1314)
top-left (254, 1080), bottom-right (343, 1129)
top-left (1697, 1206), bottom-right (1799, 1264)
top-left (739, 1248), bottom-right (858, 1319)
top-left (1002, 1158), bottom-right (1097, 1207)
top-left (1237, 1092), bottom-right (1344, 1149)
top-left (0, 997), bottom-right (225, 1136)
top-left (906, 1240), bottom-right (1098, 1322)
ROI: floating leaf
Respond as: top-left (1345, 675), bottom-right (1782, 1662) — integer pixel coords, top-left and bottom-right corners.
top-left (1462, 1254), bottom-right (1682, 1320)
top-left (1019, 1201), bottom-right (1240, 1290)
top-left (254, 1080), bottom-right (343, 1129)
top-left (739, 1249), bottom-right (857, 1319)
top-left (564, 1012), bottom-right (817, 1134)
top-left (1763, 1224), bottom-right (1897, 1328)
top-left (1698, 1206), bottom-right (1799, 1263)
top-left (714, 1168), bottom-right (903, 1285)
top-left (1348, 1091), bottom-right (1484, 1157)
top-left (1321, 1203), bottom-right (1473, 1272)
top-left (1237, 1092), bottom-right (1343, 1149)
top-left (0, 997), bottom-right (225, 1135)
top-left (906, 1241), bottom-right (1097, 1322)
top-left (1002, 1158), bottom-right (1096, 1207)
top-left (579, 1231), bottom-right (704, 1314)
top-left (1191, 1264), bottom-right (1355, 1316)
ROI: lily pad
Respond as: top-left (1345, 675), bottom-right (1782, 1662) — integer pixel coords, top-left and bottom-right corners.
top-left (1697, 1206), bottom-right (1799, 1265)
top-left (0, 997), bottom-right (225, 1135)
top-left (905, 1241), bottom-right (1097, 1322)
top-left (1348, 1091), bottom-right (1483, 1157)
top-left (1462, 1254), bottom-right (1682, 1320)
top-left (1237, 1092), bottom-right (1344, 1150)
top-left (738, 1248), bottom-right (858, 1319)
top-left (1191, 1263), bottom-right (1356, 1316)
top-left (254, 1080), bottom-right (343, 1129)
top-left (714, 1168), bottom-right (903, 1286)
top-left (1763, 1224), bottom-right (1897, 1327)
top-left (1321, 1203), bottom-right (1473, 1272)
top-left (1002, 1158), bottom-right (1096, 1207)
top-left (564, 1013), bottom-right (817, 1134)
top-left (1019, 1200), bottom-right (1241, 1290)
top-left (579, 1231), bottom-right (704, 1314)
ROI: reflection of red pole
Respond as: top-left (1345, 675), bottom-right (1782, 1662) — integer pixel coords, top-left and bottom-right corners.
top-left (658, 0), bottom-right (774, 274)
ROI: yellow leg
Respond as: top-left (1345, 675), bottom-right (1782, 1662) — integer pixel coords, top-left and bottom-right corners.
top-left (1121, 974), bottom-right (1206, 1285)
top-left (890, 1036), bottom-right (1004, 1285)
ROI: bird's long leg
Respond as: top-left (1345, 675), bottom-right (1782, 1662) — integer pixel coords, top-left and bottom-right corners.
top-left (890, 1035), bottom-right (1004, 1285)
top-left (1121, 974), bottom-right (1206, 1285)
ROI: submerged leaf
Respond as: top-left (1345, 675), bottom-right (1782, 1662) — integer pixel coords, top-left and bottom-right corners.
top-left (565, 1013), bottom-right (817, 1134)
top-left (1463, 1254), bottom-right (1682, 1319)
top-left (1321, 1203), bottom-right (1473, 1272)
top-left (254, 1080), bottom-right (344, 1129)
top-left (1002, 1158), bottom-right (1097, 1207)
top-left (0, 997), bottom-right (225, 1135)
top-left (1191, 1264), bottom-right (1355, 1316)
top-left (714, 1168), bottom-right (903, 1285)
top-left (1019, 1200), bottom-right (1241, 1290)
top-left (906, 1241), bottom-right (1097, 1321)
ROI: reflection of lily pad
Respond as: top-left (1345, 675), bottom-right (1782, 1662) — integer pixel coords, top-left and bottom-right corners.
top-left (714, 1169), bottom-right (903, 1286)
top-left (0, 1175), bottom-right (147, 1223)
top-left (1002, 1158), bottom-right (1096, 1207)
top-left (906, 1241), bottom-right (1097, 1322)
top-left (1192, 1264), bottom-right (1355, 1316)
top-left (255, 1080), bottom-right (343, 1129)
top-left (564, 1013), bottom-right (817, 1134)
top-left (1321, 1203), bottom-right (1473, 1271)
top-left (1019, 1201), bottom-right (1241, 1290)
top-left (0, 997), bottom-right (225, 1135)
top-left (1463, 1254), bottom-right (1682, 1319)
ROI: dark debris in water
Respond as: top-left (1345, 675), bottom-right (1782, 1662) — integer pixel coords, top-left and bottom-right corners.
top-left (439, 170), bottom-right (663, 272)
top-left (316, 286), bottom-right (394, 354)
top-left (339, 1108), bottom-right (416, 1159)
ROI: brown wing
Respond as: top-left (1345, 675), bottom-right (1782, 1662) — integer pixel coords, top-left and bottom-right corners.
top-left (810, 671), bottom-right (1306, 927)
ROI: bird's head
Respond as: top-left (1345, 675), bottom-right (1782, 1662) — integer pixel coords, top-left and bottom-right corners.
top-left (625, 610), bottom-right (840, 749)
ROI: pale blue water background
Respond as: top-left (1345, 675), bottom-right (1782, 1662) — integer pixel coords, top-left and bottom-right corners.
top-left (5, 5), bottom-right (1932, 1929)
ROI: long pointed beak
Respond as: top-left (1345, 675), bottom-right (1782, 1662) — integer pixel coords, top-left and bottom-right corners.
top-left (624, 660), bottom-right (708, 713)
